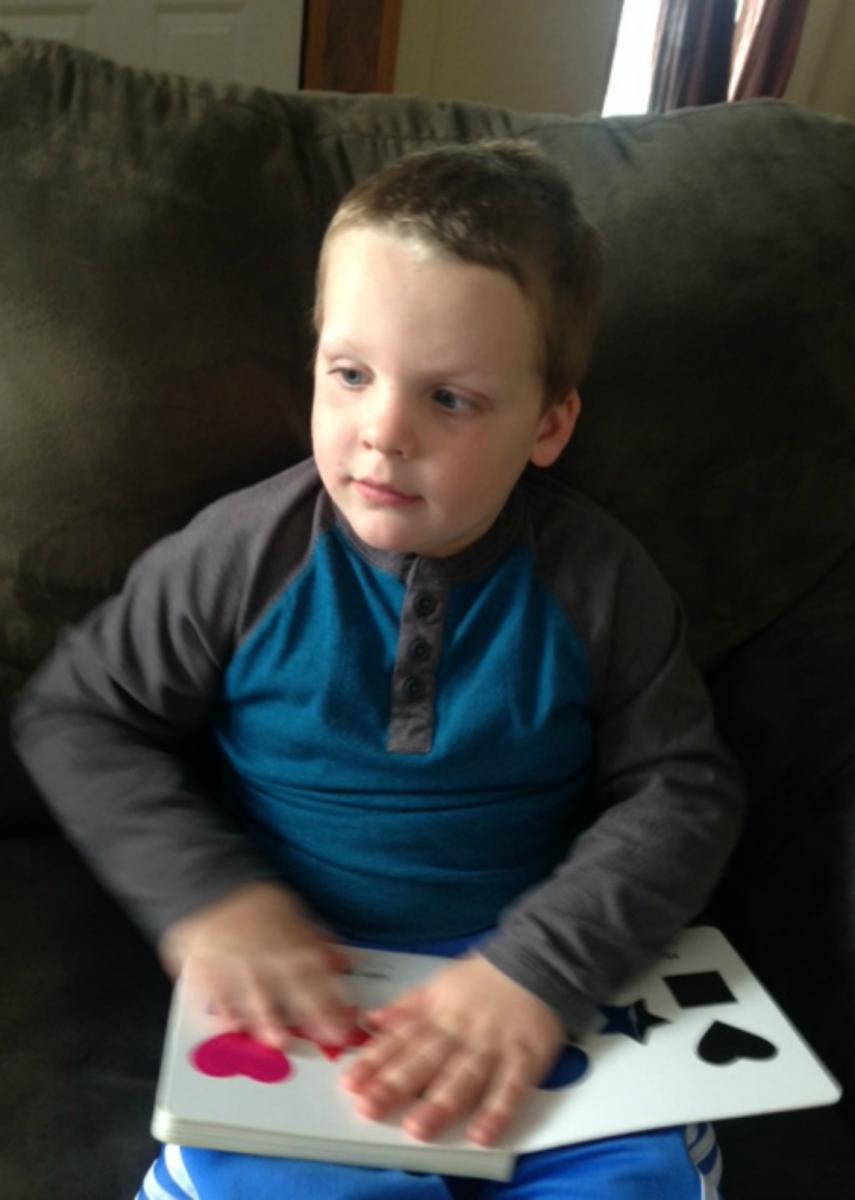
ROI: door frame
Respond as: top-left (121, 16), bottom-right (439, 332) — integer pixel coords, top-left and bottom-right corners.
top-left (301, 0), bottom-right (402, 92)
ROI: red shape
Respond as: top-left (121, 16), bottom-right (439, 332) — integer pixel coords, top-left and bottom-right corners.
top-left (287, 1023), bottom-right (373, 1060)
top-left (190, 1033), bottom-right (293, 1083)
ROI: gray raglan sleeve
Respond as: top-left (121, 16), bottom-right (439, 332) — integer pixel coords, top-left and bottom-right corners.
top-left (478, 510), bottom-right (745, 1035)
top-left (11, 506), bottom-right (282, 942)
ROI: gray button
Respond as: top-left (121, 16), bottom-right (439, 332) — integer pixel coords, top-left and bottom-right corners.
top-left (403, 675), bottom-right (426, 701)
top-left (409, 638), bottom-right (432, 663)
top-left (413, 591), bottom-right (437, 618)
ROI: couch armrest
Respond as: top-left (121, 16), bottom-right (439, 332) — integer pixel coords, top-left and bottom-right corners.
top-left (708, 543), bottom-right (855, 1111)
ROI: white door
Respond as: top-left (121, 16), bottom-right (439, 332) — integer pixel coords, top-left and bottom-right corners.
top-left (0, 0), bottom-right (302, 92)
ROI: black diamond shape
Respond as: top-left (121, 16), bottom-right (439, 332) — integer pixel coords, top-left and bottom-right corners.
top-left (663, 971), bottom-right (736, 1009)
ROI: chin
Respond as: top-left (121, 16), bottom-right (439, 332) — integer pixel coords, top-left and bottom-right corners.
top-left (347, 513), bottom-right (423, 553)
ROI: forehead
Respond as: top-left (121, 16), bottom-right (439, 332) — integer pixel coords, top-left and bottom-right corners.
top-left (318, 226), bottom-right (540, 368)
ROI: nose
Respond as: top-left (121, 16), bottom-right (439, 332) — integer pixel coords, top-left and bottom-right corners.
top-left (360, 387), bottom-right (417, 458)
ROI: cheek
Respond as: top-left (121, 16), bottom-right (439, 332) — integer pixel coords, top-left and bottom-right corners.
top-left (309, 403), bottom-right (325, 454)
top-left (434, 445), bottom-right (512, 510)
top-left (452, 427), bottom-right (534, 486)
top-left (312, 393), bottom-right (347, 451)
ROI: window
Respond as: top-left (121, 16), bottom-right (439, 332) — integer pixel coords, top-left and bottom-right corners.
top-left (602, 0), bottom-right (752, 116)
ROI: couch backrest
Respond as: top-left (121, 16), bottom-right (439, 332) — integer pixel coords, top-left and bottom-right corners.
top-left (2, 34), bottom-right (854, 827)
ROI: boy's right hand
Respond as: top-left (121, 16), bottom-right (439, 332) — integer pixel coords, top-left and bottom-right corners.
top-left (158, 881), bottom-right (355, 1050)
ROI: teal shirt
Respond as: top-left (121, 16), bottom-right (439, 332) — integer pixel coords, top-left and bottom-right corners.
top-left (214, 515), bottom-right (593, 942)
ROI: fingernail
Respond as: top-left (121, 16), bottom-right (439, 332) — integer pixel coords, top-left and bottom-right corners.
top-left (261, 1029), bottom-right (290, 1049)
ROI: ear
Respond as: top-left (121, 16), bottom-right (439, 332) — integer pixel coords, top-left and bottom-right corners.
top-left (529, 389), bottom-right (581, 468)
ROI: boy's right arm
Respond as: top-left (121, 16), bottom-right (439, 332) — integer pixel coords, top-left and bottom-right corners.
top-left (11, 501), bottom-right (354, 1046)
top-left (12, 518), bottom-right (272, 935)
top-left (161, 881), bottom-right (355, 1046)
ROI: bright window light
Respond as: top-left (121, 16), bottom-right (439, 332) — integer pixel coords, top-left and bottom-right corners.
top-left (603, 0), bottom-right (750, 116)
top-left (602, 0), bottom-right (663, 116)
top-left (729, 0), bottom-right (760, 98)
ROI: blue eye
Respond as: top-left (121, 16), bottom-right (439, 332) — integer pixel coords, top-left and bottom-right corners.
top-left (433, 388), bottom-right (474, 413)
top-left (335, 367), bottom-right (366, 388)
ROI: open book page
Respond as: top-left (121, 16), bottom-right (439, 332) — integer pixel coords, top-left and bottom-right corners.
top-left (152, 927), bottom-right (840, 1179)
top-left (152, 946), bottom-right (515, 1179)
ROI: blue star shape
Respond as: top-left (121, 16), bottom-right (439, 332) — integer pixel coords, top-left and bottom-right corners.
top-left (599, 999), bottom-right (670, 1043)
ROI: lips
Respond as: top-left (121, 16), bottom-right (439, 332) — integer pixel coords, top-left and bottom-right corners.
top-left (355, 478), bottom-right (421, 506)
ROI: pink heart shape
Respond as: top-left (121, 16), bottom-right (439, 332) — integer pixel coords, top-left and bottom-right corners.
top-left (190, 1033), bottom-right (293, 1083)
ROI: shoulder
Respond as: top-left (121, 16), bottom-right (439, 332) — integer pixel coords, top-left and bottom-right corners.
top-left (123, 458), bottom-right (331, 638)
top-left (519, 470), bottom-right (682, 695)
top-left (142, 458), bottom-right (325, 565)
top-left (520, 469), bottom-right (662, 587)
top-left (182, 458), bottom-right (325, 547)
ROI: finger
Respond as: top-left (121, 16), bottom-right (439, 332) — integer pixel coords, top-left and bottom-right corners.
top-left (240, 982), bottom-right (294, 1048)
top-left (365, 986), bottom-right (426, 1028)
top-left (404, 1049), bottom-right (494, 1141)
top-left (465, 1059), bottom-right (534, 1146)
top-left (300, 1005), bottom-right (356, 1045)
top-left (350, 1027), bottom-right (456, 1119)
top-left (287, 968), bottom-right (355, 1044)
top-left (183, 969), bottom-right (245, 1030)
top-left (191, 968), bottom-right (289, 1046)
top-left (205, 993), bottom-right (245, 1028)
top-left (341, 1024), bottom-right (409, 1091)
top-left (321, 942), bottom-right (352, 973)
top-left (341, 1017), bottom-right (434, 1091)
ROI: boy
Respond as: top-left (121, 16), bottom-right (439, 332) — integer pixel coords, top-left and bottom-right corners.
top-left (13, 141), bottom-right (743, 1198)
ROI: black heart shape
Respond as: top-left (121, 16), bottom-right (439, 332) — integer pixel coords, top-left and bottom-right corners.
top-left (698, 1020), bottom-right (777, 1065)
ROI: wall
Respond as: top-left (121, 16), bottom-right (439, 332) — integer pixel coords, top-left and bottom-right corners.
top-left (395, 0), bottom-right (623, 116)
top-left (786, 0), bottom-right (855, 120)
top-left (0, 1), bottom-right (302, 92)
top-left (396, 0), bottom-right (855, 124)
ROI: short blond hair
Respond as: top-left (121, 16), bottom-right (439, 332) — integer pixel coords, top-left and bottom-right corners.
top-left (314, 140), bottom-right (604, 406)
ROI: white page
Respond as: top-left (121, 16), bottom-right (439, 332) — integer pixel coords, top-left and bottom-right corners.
top-left (513, 925), bottom-right (841, 1151)
top-left (152, 927), bottom-right (840, 1174)
top-left (152, 946), bottom-right (511, 1176)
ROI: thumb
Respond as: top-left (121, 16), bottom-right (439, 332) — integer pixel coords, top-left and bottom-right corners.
top-left (366, 985), bottom-right (426, 1028)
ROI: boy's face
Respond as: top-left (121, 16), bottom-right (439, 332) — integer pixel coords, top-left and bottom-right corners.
top-left (312, 226), bottom-right (579, 559)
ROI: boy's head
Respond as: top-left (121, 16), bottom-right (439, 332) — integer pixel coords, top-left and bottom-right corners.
top-left (316, 140), bottom-right (603, 407)
top-left (311, 140), bottom-right (604, 559)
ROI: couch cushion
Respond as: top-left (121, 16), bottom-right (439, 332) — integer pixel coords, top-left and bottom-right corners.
top-left (0, 833), bottom-right (170, 1199)
top-left (709, 541), bottom-right (855, 1105)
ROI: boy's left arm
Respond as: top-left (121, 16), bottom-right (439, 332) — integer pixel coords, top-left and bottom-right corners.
top-left (344, 528), bottom-right (745, 1143)
top-left (476, 530), bottom-right (746, 1039)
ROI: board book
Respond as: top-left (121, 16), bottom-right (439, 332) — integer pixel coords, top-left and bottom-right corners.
top-left (151, 925), bottom-right (841, 1181)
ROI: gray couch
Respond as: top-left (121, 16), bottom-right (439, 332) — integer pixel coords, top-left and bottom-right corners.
top-left (1, 33), bottom-right (853, 1199)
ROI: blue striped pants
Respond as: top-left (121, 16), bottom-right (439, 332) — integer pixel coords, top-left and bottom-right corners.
top-left (136, 1122), bottom-right (722, 1199)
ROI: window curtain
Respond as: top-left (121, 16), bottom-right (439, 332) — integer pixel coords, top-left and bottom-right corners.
top-left (648, 0), bottom-right (737, 112)
top-left (730, 0), bottom-right (810, 99)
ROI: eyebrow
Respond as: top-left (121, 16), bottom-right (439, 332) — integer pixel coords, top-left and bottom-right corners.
top-left (317, 336), bottom-right (364, 357)
top-left (317, 335), bottom-right (529, 387)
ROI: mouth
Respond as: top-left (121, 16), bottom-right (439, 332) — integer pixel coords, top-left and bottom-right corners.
top-left (354, 478), bottom-right (421, 506)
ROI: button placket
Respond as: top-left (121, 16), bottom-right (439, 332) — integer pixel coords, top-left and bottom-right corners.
top-left (387, 575), bottom-right (447, 755)
top-left (413, 591), bottom-right (438, 619)
top-left (408, 637), bottom-right (432, 664)
top-left (402, 675), bottom-right (426, 701)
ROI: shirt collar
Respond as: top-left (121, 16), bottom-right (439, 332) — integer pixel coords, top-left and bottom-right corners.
top-left (326, 485), bottom-right (526, 586)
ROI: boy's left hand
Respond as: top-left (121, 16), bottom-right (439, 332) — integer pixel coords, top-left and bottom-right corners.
top-left (340, 954), bottom-right (564, 1145)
